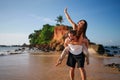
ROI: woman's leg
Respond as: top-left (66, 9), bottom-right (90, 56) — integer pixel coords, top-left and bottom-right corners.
top-left (60, 46), bottom-right (69, 60)
top-left (56, 47), bottom-right (69, 66)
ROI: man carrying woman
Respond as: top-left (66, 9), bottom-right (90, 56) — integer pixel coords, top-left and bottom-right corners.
top-left (56, 8), bottom-right (90, 80)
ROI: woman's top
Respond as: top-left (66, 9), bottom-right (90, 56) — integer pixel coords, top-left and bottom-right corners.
top-left (68, 44), bottom-right (83, 55)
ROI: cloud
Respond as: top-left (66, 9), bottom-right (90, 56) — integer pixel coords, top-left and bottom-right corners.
top-left (0, 33), bottom-right (29, 45)
top-left (28, 14), bottom-right (55, 24)
top-left (43, 18), bottom-right (55, 23)
top-left (28, 14), bottom-right (41, 20)
top-left (102, 40), bottom-right (120, 45)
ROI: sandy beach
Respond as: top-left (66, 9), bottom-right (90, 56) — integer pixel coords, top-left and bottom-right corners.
top-left (0, 52), bottom-right (120, 80)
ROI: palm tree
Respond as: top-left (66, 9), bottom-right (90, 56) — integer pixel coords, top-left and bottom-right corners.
top-left (55, 15), bottom-right (64, 25)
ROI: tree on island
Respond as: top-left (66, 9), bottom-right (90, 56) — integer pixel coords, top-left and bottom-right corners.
top-left (55, 15), bottom-right (64, 25)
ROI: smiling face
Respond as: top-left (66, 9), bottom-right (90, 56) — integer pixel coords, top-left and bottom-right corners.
top-left (77, 20), bottom-right (85, 30)
top-left (68, 33), bottom-right (74, 40)
top-left (68, 30), bottom-right (77, 40)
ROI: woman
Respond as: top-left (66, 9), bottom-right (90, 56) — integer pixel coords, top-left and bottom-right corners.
top-left (56, 8), bottom-right (89, 80)
top-left (64, 8), bottom-right (89, 48)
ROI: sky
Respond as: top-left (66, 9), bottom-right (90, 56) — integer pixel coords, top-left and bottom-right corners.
top-left (0, 0), bottom-right (120, 46)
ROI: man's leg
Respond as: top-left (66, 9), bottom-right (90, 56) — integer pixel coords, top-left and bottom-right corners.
top-left (67, 53), bottom-right (76, 80)
top-left (69, 67), bottom-right (75, 80)
top-left (79, 68), bottom-right (86, 80)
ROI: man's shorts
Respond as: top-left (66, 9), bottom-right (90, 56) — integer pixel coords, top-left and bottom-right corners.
top-left (66, 52), bottom-right (85, 68)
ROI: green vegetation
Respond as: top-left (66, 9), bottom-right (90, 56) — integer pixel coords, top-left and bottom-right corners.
top-left (28, 24), bottom-right (54, 45)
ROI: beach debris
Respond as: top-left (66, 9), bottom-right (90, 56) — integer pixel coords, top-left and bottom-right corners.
top-left (105, 63), bottom-right (120, 72)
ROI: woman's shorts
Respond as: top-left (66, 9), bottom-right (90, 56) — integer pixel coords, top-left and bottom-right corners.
top-left (67, 52), bottom-right (85, 68)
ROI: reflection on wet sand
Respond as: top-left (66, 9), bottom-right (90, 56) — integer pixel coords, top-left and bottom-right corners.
top-left (0, 53), bottom-right (120, 80)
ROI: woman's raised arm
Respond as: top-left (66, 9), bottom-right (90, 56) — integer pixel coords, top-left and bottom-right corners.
top-left (64, 8), bottom-right (77, 30)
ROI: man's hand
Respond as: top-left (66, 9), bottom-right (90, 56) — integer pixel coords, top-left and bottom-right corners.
top-left (86, 58), bottom-right (89, 65)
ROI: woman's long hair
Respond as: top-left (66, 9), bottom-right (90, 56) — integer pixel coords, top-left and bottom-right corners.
top-left (77, 19), bottom-right (88, 39)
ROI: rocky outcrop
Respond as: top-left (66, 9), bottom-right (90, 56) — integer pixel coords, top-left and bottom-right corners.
top-left (90, 43), bottom-right (105, 55)
top-left (53, 25), bottom-right (69, 43)
top-left (50, 25), bottom-right (69, 51)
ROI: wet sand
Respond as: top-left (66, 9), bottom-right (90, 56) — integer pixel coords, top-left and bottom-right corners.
top-left (0, 53), bottom-right (120, 80)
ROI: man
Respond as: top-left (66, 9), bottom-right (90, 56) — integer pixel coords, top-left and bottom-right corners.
top-left (56, 30), bottom-right (89, 80)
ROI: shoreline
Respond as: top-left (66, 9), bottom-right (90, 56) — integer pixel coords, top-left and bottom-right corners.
top-left (0, 51), bottom-right (120, 80)
top-left (30, 50), bottom-right (120, 73)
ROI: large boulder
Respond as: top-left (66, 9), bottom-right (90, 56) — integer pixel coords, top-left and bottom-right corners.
top-left (90, 44), bottom-right (105, 55)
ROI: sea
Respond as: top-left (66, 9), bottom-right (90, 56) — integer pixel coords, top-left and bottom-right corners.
top-left (0, 45), bottom-right (120, 56)
top-left (0, 46), bottom-right (27, 56)
top-left (0, 46), bottom-right (22, 52)
top-left (104, 45), bottom-right (120, 55)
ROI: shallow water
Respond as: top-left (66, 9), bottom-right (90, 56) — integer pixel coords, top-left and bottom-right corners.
top-left (0, 46), bottom-right (22, 52)
top-left (0, 53), bottom-right (120, 80)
